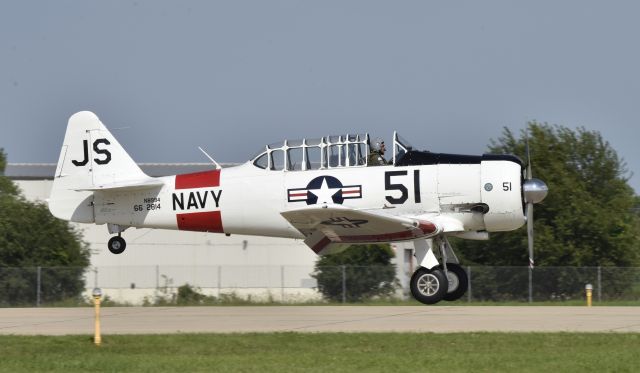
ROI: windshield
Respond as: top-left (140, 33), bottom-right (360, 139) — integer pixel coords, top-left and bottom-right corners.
top-left (393, 131), bottom-right (414, 164)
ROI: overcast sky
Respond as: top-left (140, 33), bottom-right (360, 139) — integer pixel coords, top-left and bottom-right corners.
top-left (1, 1), bottom-right (638, 192)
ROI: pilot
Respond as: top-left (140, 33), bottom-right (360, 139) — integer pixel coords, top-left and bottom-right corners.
top-left (368, 138), bottom-right (390, 166)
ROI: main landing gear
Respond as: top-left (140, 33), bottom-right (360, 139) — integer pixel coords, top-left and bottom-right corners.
top-left (107, 224), bottom-right (128, 254)
top-left (410, 236), bottom-right (469, 305)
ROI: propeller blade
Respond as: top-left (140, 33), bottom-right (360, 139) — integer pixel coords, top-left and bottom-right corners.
top-left (527, 202), bottom-right (534, 269)
top-left (525, 129), bottom-right (532, 180)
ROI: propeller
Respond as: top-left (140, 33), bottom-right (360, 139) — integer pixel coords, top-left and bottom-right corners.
top-left (522, 131), bottom-right (549, 269)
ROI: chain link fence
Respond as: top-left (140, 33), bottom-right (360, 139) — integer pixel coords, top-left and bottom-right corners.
top-left (0, 265), bottom-right (639, 306)
top-left (466, 266), bottom-right (640, 302)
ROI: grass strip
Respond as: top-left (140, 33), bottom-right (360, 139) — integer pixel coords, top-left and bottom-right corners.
top-left (0, 332), bottom-right (638, 372)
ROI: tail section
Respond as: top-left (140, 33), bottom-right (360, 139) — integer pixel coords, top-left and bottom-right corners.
top-left (48, 111), bottom-right (149, 222)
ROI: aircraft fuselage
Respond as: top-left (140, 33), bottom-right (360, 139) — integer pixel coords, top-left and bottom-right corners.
top-left (90, 158), bottom-right (525, 240)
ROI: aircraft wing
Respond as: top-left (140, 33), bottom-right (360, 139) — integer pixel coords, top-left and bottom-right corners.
top-left (281, 205), bottom-right (441, 255)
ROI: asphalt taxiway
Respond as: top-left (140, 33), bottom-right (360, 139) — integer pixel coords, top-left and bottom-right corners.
top-left (0, 306), bottom-right (638, 335)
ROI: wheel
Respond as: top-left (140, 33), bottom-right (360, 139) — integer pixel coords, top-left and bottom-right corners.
top-left (441, 263), bottom-right (469, 301)
top-left (410, 267), bottom-right (449, 305)
top-left (108, 236), bottom-right (126, 254)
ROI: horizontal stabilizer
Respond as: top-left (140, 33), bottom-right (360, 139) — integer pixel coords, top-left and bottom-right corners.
top-left (76, 178), bottom-right (164, 191)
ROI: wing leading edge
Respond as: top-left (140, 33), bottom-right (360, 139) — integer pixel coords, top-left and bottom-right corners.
top-left (281, 205), bottom-right (441, 255)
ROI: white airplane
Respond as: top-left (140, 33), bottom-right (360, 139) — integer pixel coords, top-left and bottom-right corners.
top-left (48, 111), bottom-right (548, 304)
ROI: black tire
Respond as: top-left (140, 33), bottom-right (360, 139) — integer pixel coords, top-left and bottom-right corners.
top-left (442, 263), bottom-right (469, 301)
top-left (108, 236), bottom-right (126, 254)
top-left (410, 267), bottom-right (449, 305)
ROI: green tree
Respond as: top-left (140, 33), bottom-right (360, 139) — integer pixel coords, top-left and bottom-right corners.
top-left (312, 244), bottom-right (397, 302)
top-left (456, 123), bottom-right (640, 268)
top-left (0, 149), bottom-right (90, 305)
top-left (0, 148), bottom-right (18, 195)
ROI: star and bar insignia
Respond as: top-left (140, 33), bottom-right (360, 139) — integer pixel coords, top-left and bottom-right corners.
top-left (287, 175), bottom-right (362, 205)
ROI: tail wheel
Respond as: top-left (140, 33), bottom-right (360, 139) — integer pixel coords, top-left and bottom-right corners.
top-left (442, 263), bottom-right (469, 301)
top-left (410, 267), bottom-right (448, 305)
top-left (108, 236), bottom-right (126, 254)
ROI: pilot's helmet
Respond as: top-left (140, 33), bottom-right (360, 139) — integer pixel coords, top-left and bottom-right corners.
top-left (371, 138), bottom-right (384, 152)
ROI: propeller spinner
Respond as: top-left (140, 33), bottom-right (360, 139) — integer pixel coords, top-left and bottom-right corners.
top-left (523, 178), bottom-right (549, 204)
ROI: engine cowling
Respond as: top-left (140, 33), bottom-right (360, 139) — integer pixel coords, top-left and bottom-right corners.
top-left (480, 159), bottom-right (526, 232)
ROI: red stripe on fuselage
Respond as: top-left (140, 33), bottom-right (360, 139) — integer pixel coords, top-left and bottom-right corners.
top-left (176, 211), bottom-right (224, 233)
top-left (175, 170), bottom-right (221, 189)
top-left (175, 170), bottom-right (223, 232)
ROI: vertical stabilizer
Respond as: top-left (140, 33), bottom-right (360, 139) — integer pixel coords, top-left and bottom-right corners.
top-left (48, 111), bottom-right (148, 222)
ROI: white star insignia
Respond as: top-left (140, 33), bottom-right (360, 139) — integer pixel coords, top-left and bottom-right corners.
top-left (310, 177), bottom-right (340, 204)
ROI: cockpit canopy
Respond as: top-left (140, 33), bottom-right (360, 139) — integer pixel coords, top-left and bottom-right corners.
top-left (250, 131), bottom-right (414, 171)
top-left (252, 134), bottom-right (370, 171)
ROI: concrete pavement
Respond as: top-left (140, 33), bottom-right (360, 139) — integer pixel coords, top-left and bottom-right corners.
top-left (0, 306), bottom-right (638, 335)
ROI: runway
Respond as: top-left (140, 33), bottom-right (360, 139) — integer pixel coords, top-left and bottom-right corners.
top-left (0, 306), bottom-right (638, 335)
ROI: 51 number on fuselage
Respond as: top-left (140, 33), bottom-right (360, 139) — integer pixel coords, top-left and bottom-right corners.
top-left (385, 170), bottom-right (421, 205)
